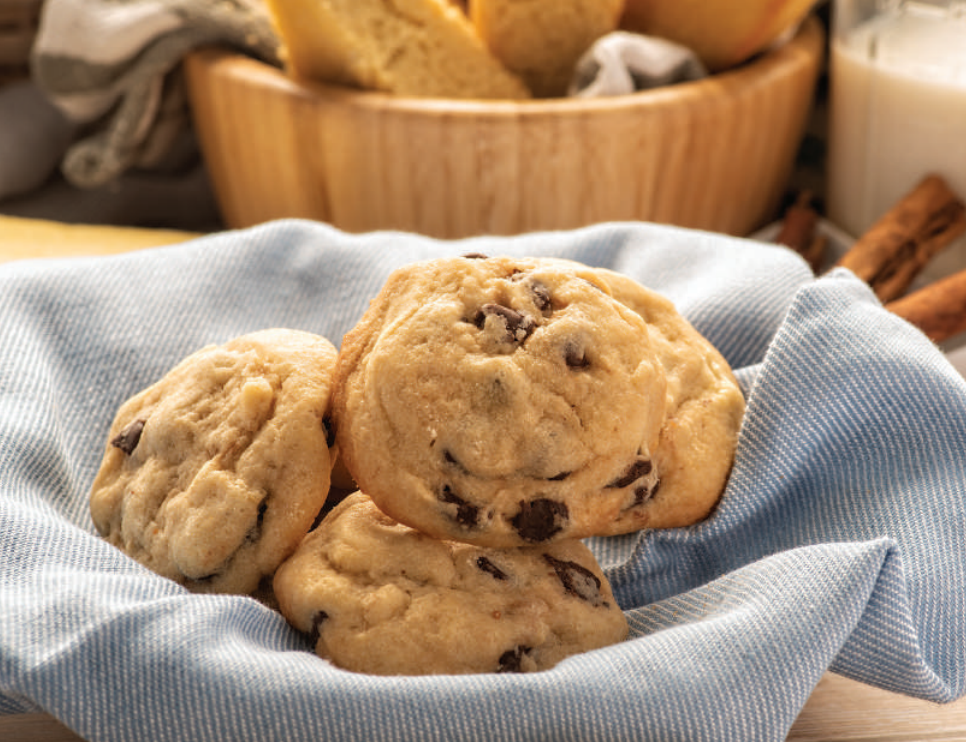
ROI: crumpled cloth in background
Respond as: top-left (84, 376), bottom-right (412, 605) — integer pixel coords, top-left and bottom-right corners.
top-left (570, 31), bottom-right (708, 97)
top-left (29, 0), bottom-right (279, 189)
top-left (1, 220), bottom-right (966, 741)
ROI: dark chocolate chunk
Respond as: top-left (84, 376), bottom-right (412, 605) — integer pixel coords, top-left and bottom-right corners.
top-left (111, 418), bottom-right (146, 455)
top-left (529, 280), bottom-right (552, 314)
top-left (322, 416), bottom-right (337, 448)
top-left (563, 342), bottom-right (589, 368)
top-left (443, 449), bottom-right (468, 474)
top-left (439, 485), bottom-right (480, 528)
top-left (474, 303), bottom-right (535, 344)
top-left (476, 556), bottom-right (508, 581)
top-left (607, 459), bottom-right (653, 489)
top-left (487, 375), bottom-right (511, 407)
top-left (244, 498), bottom-right (270, 545)
top-left (632, 478), bottom-right (661, 507)
top-left (309, 610), bottom-right (329, 645)
top-left (544, 554), bottom-right (605, 607)
top-left (510, 498), bottom-right (568, 542)
top-left (497, 645), bottom-right (531, 673)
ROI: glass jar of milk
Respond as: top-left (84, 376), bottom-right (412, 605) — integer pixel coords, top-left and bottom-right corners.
top-left (827, 0), bottom-right (966, 283)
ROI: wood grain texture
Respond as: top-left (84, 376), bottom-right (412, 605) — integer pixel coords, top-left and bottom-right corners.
top-left (0, 214), bottom-right (196, 263)
top-left (185, 16), bottom-right (823, 239)
top-left (0, 713), bottom-right (83, 742)
top-left (787, 673), bottom-right (966, 741)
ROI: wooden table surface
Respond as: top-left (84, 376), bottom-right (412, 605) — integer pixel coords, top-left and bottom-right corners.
top-left (2, 214), bottom-right (965, 741)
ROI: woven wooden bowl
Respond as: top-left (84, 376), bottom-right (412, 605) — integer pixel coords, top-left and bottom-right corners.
top-left (185, 16), bottom-right (823, 239)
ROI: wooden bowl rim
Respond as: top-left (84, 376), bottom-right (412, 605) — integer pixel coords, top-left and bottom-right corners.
top-left (188, 14), bottom-right (822, 118)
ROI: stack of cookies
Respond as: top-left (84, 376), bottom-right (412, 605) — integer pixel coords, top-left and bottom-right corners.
top-left (89, 255), bottom-right (745, 676)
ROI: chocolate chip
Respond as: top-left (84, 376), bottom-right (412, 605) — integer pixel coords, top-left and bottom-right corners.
top-left (633, 478), bottom-right (661, 507)
top-left (461, 252), bottom-right (489, 260)
top-left (529, 281), bottom-right (552, 314)
top-left (474, 303), bottom-right (535, 344)
top-left (309, 610), bottom-right (329, 645)
top-left (443, 449), bottom-right (468, 474)
top-left (110, 418), bottom-right (146, 455)
top-left (563, 342), bottom-right (589, 368)
top-left (322, 416), bottom-right (336, 448)
top-left (607, 459), bottom-right (653, 489)
top-left (497, 645), bottom-right (531, 673)
top-left (544, 554), bottom-right (605, 607)
top-left (244, 498), bottom-right (269, 545)
top-left (476, 556), bottom-right (508, 581)
top-left (510, 498), bottom-right (568, 542)
top-left (487, 375), bottom-right (511, 407)
top-left (439, 485), bottom-right (480, 528)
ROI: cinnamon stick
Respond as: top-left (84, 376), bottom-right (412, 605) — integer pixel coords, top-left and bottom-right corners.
top-left (775, 190), bottom-right (827, 271)
top-left (886, 268), bottom-right (966, 344)
top-left (802, 233), bottom-right (828, 274)
top-left (835, 174), bottom-right (966, 302)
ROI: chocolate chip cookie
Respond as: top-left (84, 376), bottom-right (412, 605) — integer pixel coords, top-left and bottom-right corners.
top-left (333, 255), bottom-right (744, 547)
top-left (89, 329), bottom-right (339, 595)
top-left (332, 255), bottom-right (672, 548)
top-left (273, 492), bottom-right (628, 675)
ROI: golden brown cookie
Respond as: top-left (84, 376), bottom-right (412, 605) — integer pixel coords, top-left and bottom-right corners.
top-left (332, 255), bottom-right (670, 548)
top-left (274, 492), bottom-right (628, 675)
top-left (89, 329), bottom-right (338, 595)
top-left (333, 255), bottom-right (744, 547)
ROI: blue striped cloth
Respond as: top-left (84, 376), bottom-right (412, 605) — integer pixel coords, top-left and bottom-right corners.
top-left (2, 219), bottom-right (965, 741)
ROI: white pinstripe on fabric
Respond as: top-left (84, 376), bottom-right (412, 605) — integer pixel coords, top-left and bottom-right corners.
top-left (1, 220), bottom-right (964, 740)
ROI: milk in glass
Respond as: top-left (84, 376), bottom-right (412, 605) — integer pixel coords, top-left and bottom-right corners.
top-left (827, 1), bottom-right (966, 283)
